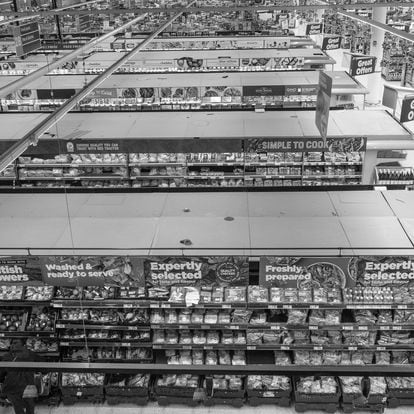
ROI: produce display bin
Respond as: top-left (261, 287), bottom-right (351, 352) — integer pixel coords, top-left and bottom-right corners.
top-left (294, 379), bottom-right (341, 404)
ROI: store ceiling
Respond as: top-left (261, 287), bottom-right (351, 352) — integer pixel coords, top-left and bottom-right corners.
top-left (0, 190), bottom-right (413, 256)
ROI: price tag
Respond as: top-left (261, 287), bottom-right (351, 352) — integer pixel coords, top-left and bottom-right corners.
top-left (380, 326), bottom-right (390, 331)
top-left (268, 305), bottom-right (278, 309)
top-left (161, 303), bottom-right (171, 309)
top-left (230, 325), bottom-right (239, 330)
top-left (377, 346), bottom-right (386, 351)
top-left (0, 333), bottom-right (4, 338)
top-left (283, 305), bottom-right (292, 309)
top-left (343, 326), bottom-right (354, 331)
top-left (76, 392), bottom-right (82, 397)
top-left (60, 342), bottom-right (69, 346)
top-left (222, 304), bottom-right (231, 309)
top-left (309, 305), bottom-right (319, 309)
top-left (394, 326), bottom-right (402, 330)
top-left (313, 346), bottom-right (323, 351)
top-left (348, 346), bottom-right (357, 351)
top-left (179, 325), bottom-right (187, 330)
top-left (121, 343), bottom-right (130, 347)
top-left (150, 303), bottom-right (158, 308)
top-left (127, 326), bottom-right (138, 331)
top-left (56, 324), bottom-right (64, 329)
top-left (309, 325), bottom-right (318, 330)
top-left (280, 345), bottom-right (290, 351)
top-left (123, 304), bottom-right (133, 309)
top-left (182, 345), bottom-right (192, 350)
top-left (247, 346), bottom-right (256, 350)
top-left (398, 305), bottom-right (408, 309)
top-left (263, 391), bottom-right (276, 398)
top-left (53, 303), bottom-right (63, 308)
top-left (201, 325), bottom-right (209, 330)
top-left (204, 346), bottom-right (213, 350)
top-left (153, 345), bottom-right (161, 349)
top-left (271, 325), bottom-right (280, 330)
top-left (359, 326), bottom-right (368, 331)
top-left (346, 305), bottom-right (356, 309)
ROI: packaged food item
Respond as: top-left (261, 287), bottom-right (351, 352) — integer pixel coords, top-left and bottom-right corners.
top-left (327, 289), bottom-right (342, 303)
top-left (287, 310), bottom-right (308, 325)
top-left (228, 376), bottom-right (243, 389)
top-left (375, 352), bottom-right (391, 365)
top-left (313, 288), bottom-right (328, 303)
top-left (191, 310), bottom-right (204, 324)
top-left (179, 330), bottom-right (192, 344)
top-left (224, 286), bottom-right (246, 303)
top-left (165, 310), bottom-right (178, 324)
top-left (354, 310), bottom-right (376, 325)
top-left (151, 310), bottom-right (164, 324)
top-left (218, 311), bottom-right (231, 324)
top-left (205, 350), bottom-right (218, 365)
top-left (298, 289), bottom-right (312, 303)
top-left (199, 288), bottom-right (212, 303)
top-left (248, 286), bottom-right (269, 303)
top-left (148, 287), bottom-right (169, 300)
top-left (249, 311), bottom-right (267, 325)
top-left (284, 288), bottom-right (298, 303)
top-left (25, 286), bottom-right (54, 301)
top-left (206, 331), bottom-right (220, 344)
top-left (192, 350), bottom-right (204, 365)
top-left (218, 350), bottom-right (231, 365)
top-left (212, 287), bottom-right (224, 303)
top-left (165, 330), bottom-right (179, 344)
top-left (263, 330), bottom-right (280, 344)
top-left (340, 376), bottom-right (363, 395)
top-left (231, 310), bottom-right (252, 324)
top-left (179, 351), bottom-right (192, 365)
top-left (192, 330), bottom-right (206, 345)
top-left (297, 376), bottom-right (337, 394)
top-left (204, 310), bottom-right (218, 324)
top-left (232, 350), bottom-right (246, 365)
top-left (222, 331), bottom-right (234, 345)
top-left (153, 330), bottom-right (165, 344)
top-left (274, 351), bottom-right (291, 365)
top-left (178, 309), bottom-right (191, 324)
top-left (247, 330), bottom-right (263, 344)
top-left (0, 286), bottom-right (24, 301)
top-left (369, 377), bottom-right (387, 395)
top-left (234, 332), bottom-right (246, 344)
top-left (270, 288), bottom-right (284, 303)
top-left (169, 287), bottom-right (185, 303)
top-left (83, 286), bottom-right (116, 300)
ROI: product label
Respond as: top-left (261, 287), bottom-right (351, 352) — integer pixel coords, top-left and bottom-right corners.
top-left (145, 257), bottom-right (248, 287)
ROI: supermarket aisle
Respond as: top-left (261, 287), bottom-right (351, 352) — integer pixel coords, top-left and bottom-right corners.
top-left (0, 402), bottom-right (413, 414)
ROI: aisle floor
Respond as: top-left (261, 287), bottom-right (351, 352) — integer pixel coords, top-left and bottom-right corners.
top-left (0, 402), bottom-right (413, 414)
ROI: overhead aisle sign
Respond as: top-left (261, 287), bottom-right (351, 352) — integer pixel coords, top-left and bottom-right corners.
top-left (13, 22), bottom-right (41, 57)
top-left (322, 36), bottom-right (341, 51)
top-left (305, 23), bottom-right (322, 35)
top-left (400, 95), bottom-right (414, 123)
top-left (349, 56), bottom-right (376, 77)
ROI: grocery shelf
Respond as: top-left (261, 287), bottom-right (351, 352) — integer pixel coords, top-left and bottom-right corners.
top-left (59, 341), bottom-right (153, 348)
top-left (0, 300), bottom-right (51, 307)
top-left (0, 331), bottom-right (56, 338)
top-left (18, 163), bottom-right (127, 168)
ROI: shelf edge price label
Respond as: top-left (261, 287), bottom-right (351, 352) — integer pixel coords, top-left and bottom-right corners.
top-left (309, 305), bottom-right (319, 309)
top-left (343, 326), bottom-right (354, 331)
top-left (280, 345), bottom-right (290, 350)
top-left (121, 343), bottom-right (130, 347)
top-left (60, 342), bottom-right (69, 346)
top-left (313, 346), bottom-right (323, 351)
top-left (398, 305), bottom-right (408, 309)
top-left (270, 325), bottom-right (280, 330)
top-left (76, 392), bottom-right (82, 397)
top-left (204, 346), bottom-right (213, 350)
top-left (161, 303), bottom-right (171, 309)
top-left (150, 303), bottom-right (158, 308)
top-left (123, 304), bottom-right (133, 309)
top-left (230, 325), bottom-right (239, 330)
top-left (348, 346), bottom-right (357, 351)
top-left (183, 345), bottom-right (192, 350)
top-left (268, 305), bottom-right (278, 309)
top-left (56, 324), bottom-right (64, 329)
top-left (127, 326), bottom-right (138, 331)
top-left (53, 303), bottom-right (63, 308)
top-left (283, 305), bottom-right (292, 309)
top-left (377, 346), bottom-right (386, 351)
top-left (247, 346), bottom-right (256, 350)
top-left (358, 326), bottom-right (368, 331)
top-left (309, 325), bottom-right (318, 330)
top-left (153, 345), bottom-right (161, 349)
top-left (222, 304), bottom-right (231, 309)
top-left (394, 326), bottom-right (402, 330)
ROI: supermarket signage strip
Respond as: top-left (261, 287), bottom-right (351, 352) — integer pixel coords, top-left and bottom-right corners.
top-left (152, 344), bottom-right (414, 351)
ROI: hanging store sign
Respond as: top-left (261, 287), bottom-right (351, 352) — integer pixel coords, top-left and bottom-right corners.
top-left (40, 256), bottom-right (145, 287)
top-left (145, 257), bottom-right (249, 288)
top-left (63, 139), bottom-right (124, 154)
top-left (400, 95), bottom-right (414, 123)
top-left (322, 36), bottom-right (341, 51)
top-left (305, 23), bottom-right (323, 35)
top-left (315, 71), bottom-right (332, 141)
top-left (245, 136), bottom-right (367, 153)
top-left (349, 56), bottom-right (376, 77)
top-left (13, 22), bottom-right (41, 58)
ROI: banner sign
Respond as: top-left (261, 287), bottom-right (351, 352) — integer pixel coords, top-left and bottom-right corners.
top-left (315, 71), bottom-right (332, 141)
top-left (349, 56), bottom-right (376, 77)
top-left (40, 256), bottom-right (145, 287)
top-left (145, 257), bottom-right (249, 287)
top-left (322, 36), bottom-right (341, 51)
top-left (260, 257), bottom-right (354, 288)
top-left (306, 23), bottom-right (323, 35)
top-left (0, 257), bottom-right (42, 285)
top-left (242, 85), bottom-right (285, 96)
top-left (63, 140), bottom-right (124, 154)
top-left (245, 136), bottom-right (367, 153)
top-left (260, 256), bottom-right (414, 288)
top-left (400, 95), bottom-right (414, 123)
